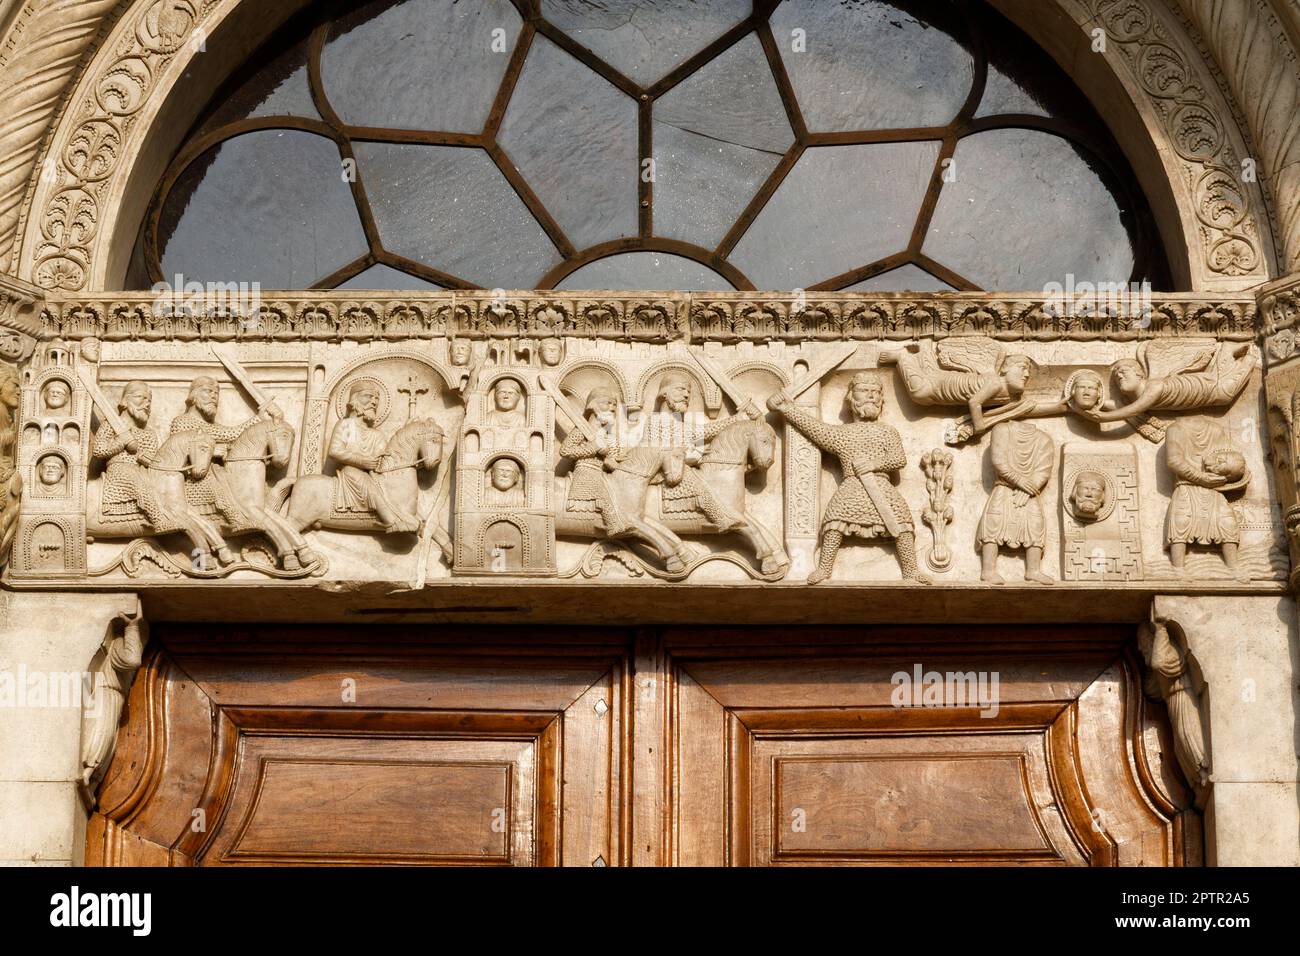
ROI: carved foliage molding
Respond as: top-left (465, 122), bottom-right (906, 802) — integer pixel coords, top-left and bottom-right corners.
top-left (39, 291), bottom-right (1261, 344)
top-left (1073, 0), bottom-right (1275, 283)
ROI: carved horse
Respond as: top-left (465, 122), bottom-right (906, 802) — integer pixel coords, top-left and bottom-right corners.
top-left (659, 418), bottom-right (788, 575)
top-left (556, 419), bottom-right (788, 575)
top-left (556, 444), bottom-right (694, 573)
top-left (218, 418), bottom-right (318, 571)
top-left (274, 418), bottom-right (443, 535)
top-left (86, 430), bottom-right (231, 568)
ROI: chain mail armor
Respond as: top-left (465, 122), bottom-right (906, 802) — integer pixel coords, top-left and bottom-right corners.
top-left (91, 424), bottom-right (164, 523)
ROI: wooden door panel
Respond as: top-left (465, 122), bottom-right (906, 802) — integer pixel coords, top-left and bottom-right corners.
top-left (87, 628), bottom-right (625, 867)
top-left (668, 634), bottom-right (1198, 867)
top-left (204, 720), bottom-right (551, 866)
top-left (88, 625), bottom-right (1197, 867)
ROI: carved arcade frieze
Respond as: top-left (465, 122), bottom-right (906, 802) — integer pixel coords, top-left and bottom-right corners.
top-left (0, 290), bottom-right (1285, 589)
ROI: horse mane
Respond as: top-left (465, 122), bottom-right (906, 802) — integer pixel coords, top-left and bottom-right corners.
top-left (152, 429), bottom-right (205, 468)
top-left (701, 418), bottom-right (771, 464)
top-left (384, 417), bottom-right (440, 456)
top-left (229, 417), bottom-right (293, 457)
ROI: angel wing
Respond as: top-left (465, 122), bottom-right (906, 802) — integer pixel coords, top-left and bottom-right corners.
top-left (935, 337), bottom-right (1004, 375)
top-left (1137, 340), bottom-right (1217, 378)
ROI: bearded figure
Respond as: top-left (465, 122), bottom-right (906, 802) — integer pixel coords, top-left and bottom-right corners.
top-left (327, 381), bottom-right (411, 531)
top-left (169, 375), bottom-right (269, 529)
top-left (768, 373), bottom-right (927, 585)
top-left (641, 373), bottom-right (758, 530)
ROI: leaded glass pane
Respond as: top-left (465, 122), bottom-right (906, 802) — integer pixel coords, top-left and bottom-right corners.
top-left (322, 0), bottom-right (522, 132)
top-left (730, 141), bottom-right (941, 289)
top-left (158, 130), bottom-right (367, 288)
top-left (652, 34), bottom-right (792, 248)
top-left (498, 35), bottom-right (639, 250)
top-left (556, 252), bottom-right (733, 290)
top-left (771, 0), bottom-right (974, 131)
top-left (354, 142), bottom-right (560, 287)
top-left (924, 129), bottom-right (1134, 290)
top-left (539, 0), bottom-right (751, 85)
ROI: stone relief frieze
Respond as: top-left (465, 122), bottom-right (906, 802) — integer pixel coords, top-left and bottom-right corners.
top-left (1, 291), bottom-right (1284, 589)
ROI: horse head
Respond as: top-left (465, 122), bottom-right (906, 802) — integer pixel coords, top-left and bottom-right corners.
top-left (265, 420), bottom-right (296, 469)
top-left (746, 421), bottom-right (777, 472)
top-left (228, 418), bottom-right (296, 469)
top-left (188, 436), bottom-right (214, 479)
top-left (702, 419), bottom-right (776, 473)
top-left (385, 418), bottom-right (443, 471)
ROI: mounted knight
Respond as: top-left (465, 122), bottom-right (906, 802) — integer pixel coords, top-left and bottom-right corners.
top-left (328, 380), bottom-right (417, 532)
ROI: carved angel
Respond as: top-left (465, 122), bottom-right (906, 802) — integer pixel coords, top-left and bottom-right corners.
top-left (1083, 341), bottom-right (1254, 428)
top-left (880, 339), bottom-right (1057, 442)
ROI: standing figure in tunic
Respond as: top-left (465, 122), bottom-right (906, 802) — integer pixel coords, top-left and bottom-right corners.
top-left (767, 373), bottom-right (928, 585)
top-left (976, 420), bottom-right (1055, 585)
top-left (1163, 416), bottom-right (1249, 579)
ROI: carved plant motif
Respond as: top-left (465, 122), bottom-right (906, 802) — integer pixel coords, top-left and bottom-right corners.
top-left (919, 449), bottom-right (954, 572)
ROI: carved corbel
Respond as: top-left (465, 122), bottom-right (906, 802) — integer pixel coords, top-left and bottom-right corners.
top-left (79, 601), bottom-right (148, 808)
top-left (1261, 273), bottom-right (1300, 590)
top-left (1139, 601), bottom-right (1211, 808)
top-left (0, 273), bottom-right (43, 362)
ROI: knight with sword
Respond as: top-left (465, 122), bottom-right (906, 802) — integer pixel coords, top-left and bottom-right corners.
top-left (172, 349), bottom-right (284, 532)
top-left (767, 372), bottom-right (930, 585)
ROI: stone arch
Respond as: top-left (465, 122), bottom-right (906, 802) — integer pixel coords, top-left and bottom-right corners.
top-left (555, 359), bottom-right (633, 404)
top-left (321, 346), bottom-right (461, 401)
top-left (0, 0), bottom-right (1293, 294)
top-left (633, 360), bottom-right (719, 413)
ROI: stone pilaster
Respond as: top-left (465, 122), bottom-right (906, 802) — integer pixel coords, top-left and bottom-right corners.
top-left (0, 592), bottom-right (139, 865)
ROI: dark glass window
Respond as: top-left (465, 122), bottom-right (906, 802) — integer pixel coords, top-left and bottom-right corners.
top-left (135, 0), bottom-right (1169, 292)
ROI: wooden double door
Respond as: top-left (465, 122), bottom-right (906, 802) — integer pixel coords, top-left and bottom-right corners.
top-left (88, 624), bottom-right (1199, 866)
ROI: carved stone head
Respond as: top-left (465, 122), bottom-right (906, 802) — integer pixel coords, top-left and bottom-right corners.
top-left (585, 387), bottom-right (618, 426)
top-left (1070, 471), bottom-right (1108, 520)
top-left (539, 338), bottom-right (563, 367)
top-left (42, 379), bottom-right (70, 412)
top-left (449, 339), bottom-right (472, 367)
top-left (999, 354), bottom-right (1033, 392)
top-left (119, 381), bottom-right (152, 426)
top-left (1206, 448), bottom-right (1247, 482)
top-left (0, 364), bottom-right (20, 411)
top-left (489, 456), bottom-right (522, 492)
top-left (347, 381), bottom-right (382, 424)
top-left (1110, 358), bottom-right (1146, 402)
top-left (187, 375), bottom-right (220, 420)
top-left (847, 373), bottom-right (884, 422)
top-left (658, 373), bottom-right (692, 414)
top-left (494, 378), bottom-right (523, 413)
top-left (1065, 369), bottom-right (1104, 411)
top-left (37, 454), bottom-right (65, 489)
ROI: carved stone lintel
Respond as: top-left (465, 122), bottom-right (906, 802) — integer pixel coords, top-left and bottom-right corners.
top-left (79, 600), bottom-right (148, 808)
top-left (1140, 602), bottom-right (1211, 809)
